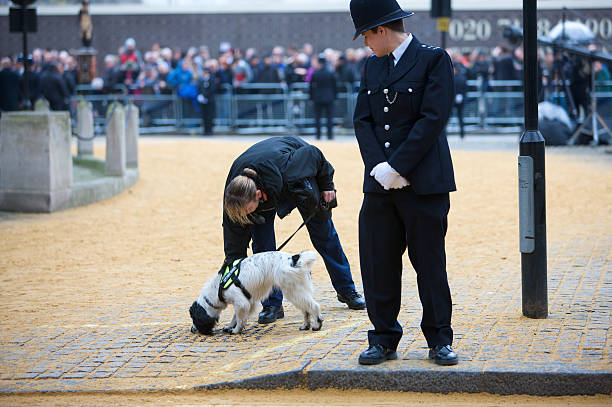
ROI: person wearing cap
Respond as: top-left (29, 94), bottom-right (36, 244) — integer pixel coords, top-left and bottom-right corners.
top-left (349, 0), bottom-right (458, 366)
top-left (309, 53), bottom-right (338, 140)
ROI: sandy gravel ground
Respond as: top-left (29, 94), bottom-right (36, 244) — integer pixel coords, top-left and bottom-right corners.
top-left (0, 137), bottom-right (610, 406)
top-left (1, 388), bottom-right (611, 407)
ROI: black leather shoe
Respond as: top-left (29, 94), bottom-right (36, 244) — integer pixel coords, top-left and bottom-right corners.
top-left (258, 305), bottom-right (284, 324)
top-left (428, 344), bottom-right (458, 365)
top-left (358, 344), bottom-right (397, 365)
top-left (337, 290), bottom-right (366, 310)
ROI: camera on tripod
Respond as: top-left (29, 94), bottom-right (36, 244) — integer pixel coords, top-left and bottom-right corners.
top-left (502, 22), bottom-right (612, 145)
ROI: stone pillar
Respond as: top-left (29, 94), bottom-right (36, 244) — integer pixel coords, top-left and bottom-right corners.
top-left (77, 100), bottom-right (94, 156)
top-left (104, 102), bottom-right (126, 177)
top-left (125, 101), bottom-right (139, 168)
top-left (34, 98), bottom-right (50, 111)
top-left (0, 112), bottom-right (72, 212)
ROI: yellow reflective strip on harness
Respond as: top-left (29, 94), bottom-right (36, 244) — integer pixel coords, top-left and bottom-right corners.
top-left (221, 259), bottom-right (243, 289)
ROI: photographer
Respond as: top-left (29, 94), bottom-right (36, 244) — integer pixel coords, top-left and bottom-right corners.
top-left (222, 136), bottom-right (365, 324)
top-left (119, 38), bottom-right (142, 87)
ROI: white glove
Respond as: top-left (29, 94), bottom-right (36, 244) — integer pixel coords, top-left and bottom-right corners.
top-left (388, 174), bottom-right (409, 189)
top-left (197, 94), bottom-right (208, 104)
top-left (455, 94), bottom-right (463, 104)
top-left (370, 162), bottom-right (399, 190)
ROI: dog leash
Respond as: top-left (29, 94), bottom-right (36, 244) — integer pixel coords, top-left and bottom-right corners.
top-left (276, 211), bottom-right (317, 252)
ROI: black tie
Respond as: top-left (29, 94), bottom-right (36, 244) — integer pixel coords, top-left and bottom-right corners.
top-left (387, 53), bottom-right (395, 76)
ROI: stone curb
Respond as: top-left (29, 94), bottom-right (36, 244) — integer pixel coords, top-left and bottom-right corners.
top-left (3, 367), bottom-right (610, 397)
top-left (202, 366), bottom-right (612, 396)
top-left (64, 155), bottom-right (139, 210)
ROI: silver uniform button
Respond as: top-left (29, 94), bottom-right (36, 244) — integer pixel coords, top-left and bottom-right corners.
top-left (384, 124), bottom-right (390, 131)
top-left (384, 107), bottom-right (389, 113)
top-left (383, 88), bottom-right (389, 94)
top-left (408, 88), bottom-right (413, 93)
top-left (384, 142), bottom-right (390, 148)
top-left (367, 90), bottom-right (371, 95)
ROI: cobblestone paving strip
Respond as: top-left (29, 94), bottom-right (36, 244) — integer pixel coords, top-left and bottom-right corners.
top-left (1, 235), bottom-right (609, 394)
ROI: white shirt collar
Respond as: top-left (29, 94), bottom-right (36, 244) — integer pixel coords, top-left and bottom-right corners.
top-left (391, 33), bottom-right (413, 66)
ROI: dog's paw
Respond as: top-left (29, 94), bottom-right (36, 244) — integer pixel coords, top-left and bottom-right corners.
top-left (299, 323), bottom-right (311, 331)
top-left (222, 326), bottom-right (233, 334)
top-left (190, 324), bottom-right (199, 334)
top-left (312, 317), bottom-right (323, 331)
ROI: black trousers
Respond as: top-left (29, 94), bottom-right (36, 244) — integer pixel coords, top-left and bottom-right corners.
top-left (314, 102), bottom-right (334, 139)
top-left (454, 102), bottom-right (465, 138)
top-left (359, 188), bottom-right (453, 350)
top-left (200, 102), bottom-right (215, 135)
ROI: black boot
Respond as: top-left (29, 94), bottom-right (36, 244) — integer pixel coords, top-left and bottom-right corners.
top-left (358, 344), bottom-right (397, 365)
top-left (337, 290), bottom-right (366, 310)
top-left (258, 305), bottom-right (284, 324)
top-left (428, 344), bottom-right (458, 365)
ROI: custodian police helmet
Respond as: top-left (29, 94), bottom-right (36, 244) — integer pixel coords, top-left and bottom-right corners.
top-left (350, 0), bottom-right (414, 40)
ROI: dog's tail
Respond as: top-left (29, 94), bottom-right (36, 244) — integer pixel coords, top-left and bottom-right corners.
top-left (291, 250), bottom-right (318, 269)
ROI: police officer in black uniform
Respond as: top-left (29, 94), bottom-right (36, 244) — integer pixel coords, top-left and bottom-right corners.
top-left (349, 0), bottom-right (458, 366)
top-left (310, 54), bottom-right (338, 140)
top-left (197, 67), bottom-right (217, 136)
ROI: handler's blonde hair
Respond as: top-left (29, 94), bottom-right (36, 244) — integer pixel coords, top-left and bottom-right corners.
top-left (224, 168), bottom-right (258, 226)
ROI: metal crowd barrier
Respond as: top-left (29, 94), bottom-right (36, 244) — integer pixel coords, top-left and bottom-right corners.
top-left (70, 80), bottom-right (612, 136)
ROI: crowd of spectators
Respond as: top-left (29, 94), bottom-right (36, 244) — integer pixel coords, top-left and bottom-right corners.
top-left (448, 44), bottom-right (611, 114)
top-left (2, 37), bottom-right (610, 123)
top-left (94, 39), bottom-right (371, 96)
top-left (0, 48), bottom-right (78, 113)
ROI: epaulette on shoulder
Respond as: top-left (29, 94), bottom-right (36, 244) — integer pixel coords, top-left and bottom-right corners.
top-left (420, 43), bottom-right (441, 52)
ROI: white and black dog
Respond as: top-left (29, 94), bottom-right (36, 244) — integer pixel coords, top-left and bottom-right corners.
top-left (189, 250), bottom-right (323, 335)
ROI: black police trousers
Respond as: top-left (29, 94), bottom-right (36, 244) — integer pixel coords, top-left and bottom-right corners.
top-left (359, 187), bottom-right (453, 350)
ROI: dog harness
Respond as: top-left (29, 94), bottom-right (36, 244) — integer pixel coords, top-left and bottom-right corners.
top-left (218, 258), bottom-right (252, 303)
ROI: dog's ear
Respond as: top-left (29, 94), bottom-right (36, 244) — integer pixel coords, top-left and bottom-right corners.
top-left (291, 253), bottom-right (301, 267)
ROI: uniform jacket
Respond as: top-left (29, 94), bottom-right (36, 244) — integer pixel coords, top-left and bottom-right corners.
top-left (353, 36), bottom-right (456, 195)
top-left (310, 67), bottom-right (337, 104)
top-left (454, 71), bottom-right (468, 104)
top-left (40, 65), bottom-right (70, 111)
top-left (197, 73), bottom-right (217, 106)
top-left (0, 68), bottom-right (22, 111)
top-left (223, 136), bottom-right (335, 262)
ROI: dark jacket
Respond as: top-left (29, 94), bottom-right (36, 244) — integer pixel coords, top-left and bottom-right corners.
top-left (353, 36), bottom-right (456, 195)
top-left (0, 67), bottom-right (22, 111)
top-left (197, 73), bottom-right (217, 106)
top-left (336, 61), bottom-right (357, 85)
top-left (40, 65), bottom-right (70, 111)
top-left (223, 136), bottom-right (335, 262)
top-left (22, 68), bottom-right (42, 106)
top-left (493, 55), bottom-right (518, 81)
top-left (310, 67), bottom-right (337, 104)
top-left (254, 64), bottom-right (280, 83)
top-left (63, 69), bottom-right (78, 95)
top-left (103, 66), bottom-right (122, 93)
top-left (454, 71), bottom-right (468, 104)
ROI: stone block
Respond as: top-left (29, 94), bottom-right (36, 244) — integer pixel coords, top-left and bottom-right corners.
top-left (125, 102), bottom-right (139, 168)
top-left (0, 111), bottom-right (72, 212)
top-left (104, 102), bottom-right (126, 177)
top-left (77, 100), bottom-right (95, 156)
